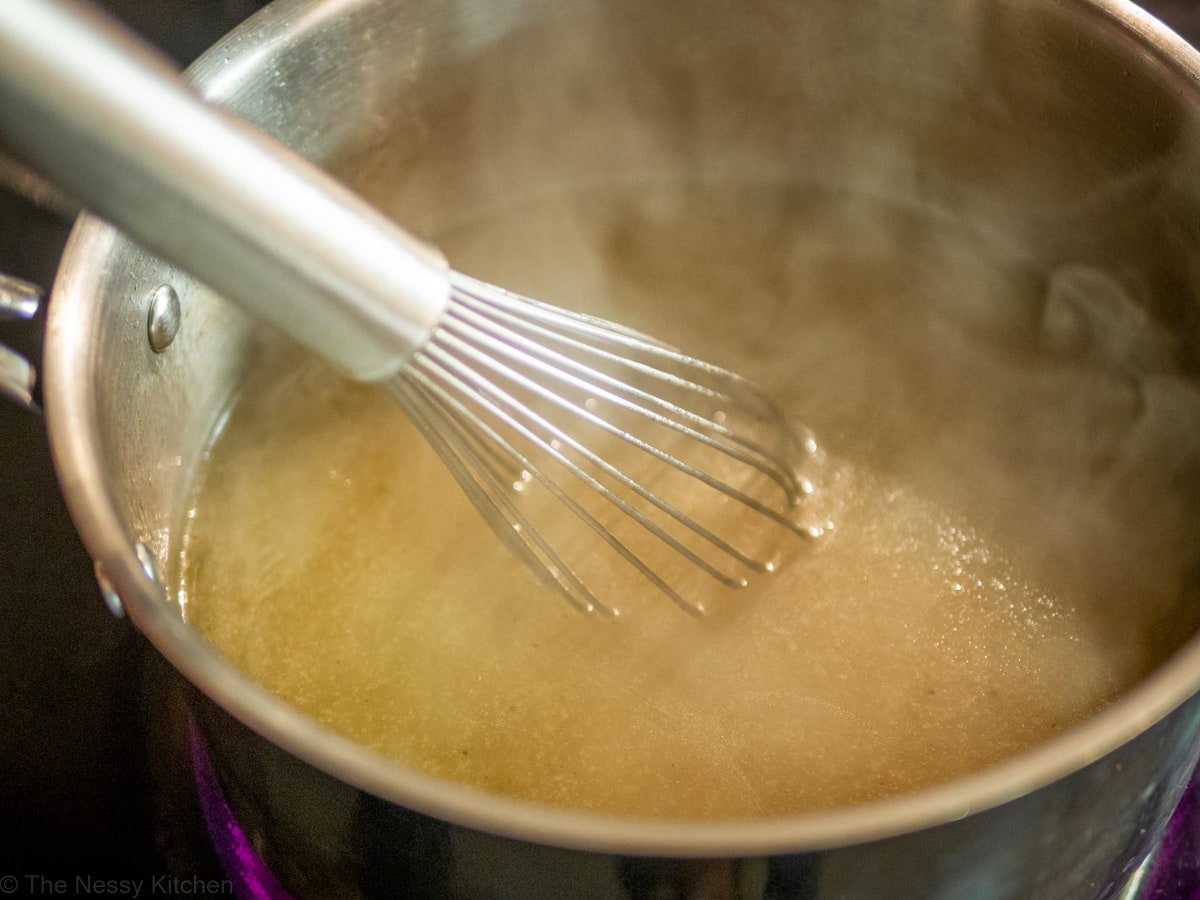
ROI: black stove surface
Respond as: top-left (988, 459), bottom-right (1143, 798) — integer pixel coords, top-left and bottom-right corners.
top-left (2, 1), bottom-right (1200, 895)
top-left (0, 0), bottom-right (264, 886)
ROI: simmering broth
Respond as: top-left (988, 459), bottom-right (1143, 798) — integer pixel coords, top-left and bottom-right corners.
top-left (179, 184), bottom-right (1198, 818)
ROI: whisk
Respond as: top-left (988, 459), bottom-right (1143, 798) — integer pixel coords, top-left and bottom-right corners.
top-left (0, 0), bottom-right (819, 615)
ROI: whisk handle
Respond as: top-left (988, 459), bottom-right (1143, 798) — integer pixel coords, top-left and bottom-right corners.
top-left (0, 0), bottom-right (450, 381)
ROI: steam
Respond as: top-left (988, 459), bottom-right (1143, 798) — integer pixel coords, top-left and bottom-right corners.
top-left (320, 0), bottom-right (1200, 653)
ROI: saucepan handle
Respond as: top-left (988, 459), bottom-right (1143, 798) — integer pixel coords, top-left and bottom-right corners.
top-left (0, 141), bottom-right (78, 413)
top-left (0, 272), bottom-right (44, 412)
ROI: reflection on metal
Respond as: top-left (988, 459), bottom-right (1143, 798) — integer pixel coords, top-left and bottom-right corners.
top-left (1114, 849), bottom-right (1154, 899)
top-left (0, 272), bottom-right (41, 410)
top-left (0, 342), bottom-right (36, 409)
top-left (0, 271), bottom-right (41, 320)
top-left (91, 544), bottom-right (162, 620)
top-left (135, 540), bottom-right (166, 589)
top-left (93, 561), bottom-right (125, 618)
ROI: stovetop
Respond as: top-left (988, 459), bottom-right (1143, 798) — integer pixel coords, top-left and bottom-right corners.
top-left (2, 1), bottom-right (1200, 896)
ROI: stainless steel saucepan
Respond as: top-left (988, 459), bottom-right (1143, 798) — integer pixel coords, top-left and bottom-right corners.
top-left (6, 0), bottom-right (1200, 896)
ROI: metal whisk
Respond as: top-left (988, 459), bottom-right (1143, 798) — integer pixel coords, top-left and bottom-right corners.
top-left (0, 0), bottom-right (818, 615)
top-left (393, 275), bottom-right (818, 615)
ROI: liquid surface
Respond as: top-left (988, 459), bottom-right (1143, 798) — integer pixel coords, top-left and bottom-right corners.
top-left (181, 185), bottom-right (1199, 818)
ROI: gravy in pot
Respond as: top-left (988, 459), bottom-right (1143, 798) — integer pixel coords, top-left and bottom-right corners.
top-left (179, 185), bottom-right (1199, 818)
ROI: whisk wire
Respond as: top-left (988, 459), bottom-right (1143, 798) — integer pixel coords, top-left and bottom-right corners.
top-left (445, 288), bottom-right (806, 503)
top-left (385, 276), bottom-right (820, 614)
top-left (391, 377), bottom-right (608, 615)
top-left (396, 353), bottom-right (710, 615)
top-left (417, 337), bottom-right (758, 587)
top-left (437, 301), bottom-right (811, 538)
top-left (441, 296), bottom-right (806, 508)
top-left (452, 275), bottom-right (810, 452)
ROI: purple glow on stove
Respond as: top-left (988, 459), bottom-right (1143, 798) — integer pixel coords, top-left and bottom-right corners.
top-left (189, 723), bottom-right (294, 900)
top-left (1144, 775), bottom-right (1200, 900)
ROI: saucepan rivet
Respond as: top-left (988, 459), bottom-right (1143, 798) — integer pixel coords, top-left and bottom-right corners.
top-left (147, 284), bottom-right (181, 353)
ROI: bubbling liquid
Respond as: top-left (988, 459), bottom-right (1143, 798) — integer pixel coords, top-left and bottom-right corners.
top-left (180, 185), bottom-right (1194, 818)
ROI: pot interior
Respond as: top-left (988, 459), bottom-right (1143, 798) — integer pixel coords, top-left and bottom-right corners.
top-left (45, 0), bottom-right (1200, 856)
